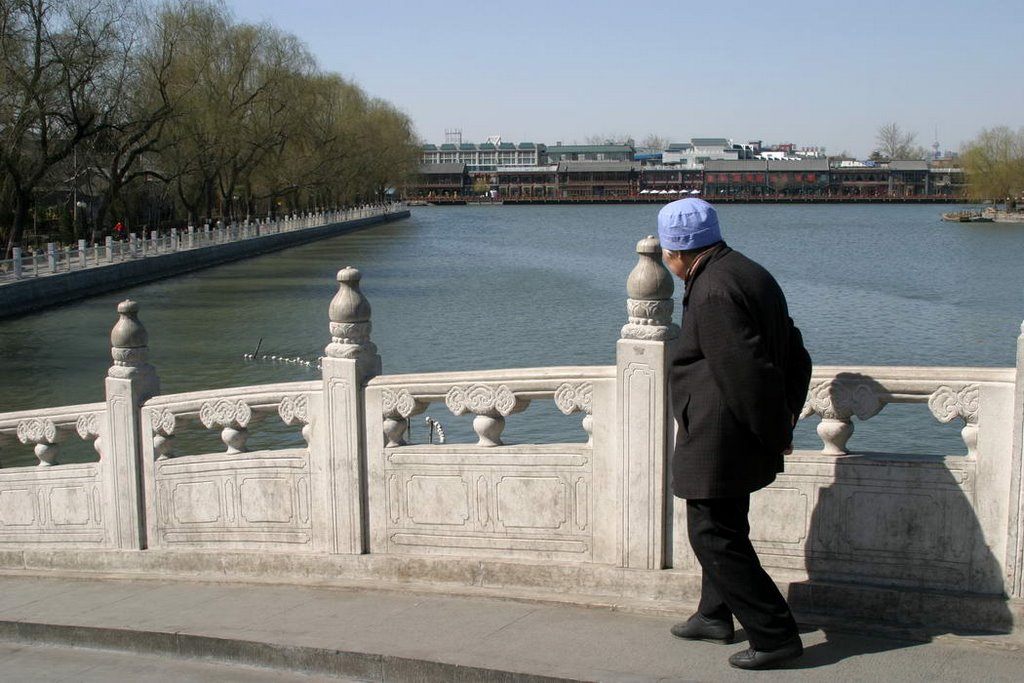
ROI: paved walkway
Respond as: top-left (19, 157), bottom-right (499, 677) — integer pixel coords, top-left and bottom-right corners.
top-left (0, 575), bottom-right (1021, 682)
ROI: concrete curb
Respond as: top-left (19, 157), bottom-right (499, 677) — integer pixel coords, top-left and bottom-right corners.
top-left (0, 620), bottom-right (584, 683)
top-left (2, 548), bottom-right (1020, 640)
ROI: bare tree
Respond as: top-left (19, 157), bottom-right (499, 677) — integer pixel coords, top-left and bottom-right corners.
top-left (83, 0), bottom-right (182, 234)
top-left (583, 133), bottom-right (635, 146)
top-left (0, 0), bottom-right (137, 256)
top-left (874, 122), bottom-right (927, 160)
top-left (0, 0), bottom-right (420, 243)
top-left (638, 134), bottom-right (669, 152)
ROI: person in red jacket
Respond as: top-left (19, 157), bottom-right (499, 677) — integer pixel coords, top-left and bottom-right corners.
top-left (658, 198), bottom-right (812, 670)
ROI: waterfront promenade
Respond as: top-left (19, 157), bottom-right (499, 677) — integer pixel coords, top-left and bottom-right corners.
top-left (421, 194), bottom-right (964, 205)
top-left (1, 574), bottom-right (1021, 682)
top-left (0, 204), bottom-right (409, 320)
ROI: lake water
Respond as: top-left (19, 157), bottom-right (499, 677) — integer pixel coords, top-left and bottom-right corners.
top-left (1, 203), bottom-right (1022, 463)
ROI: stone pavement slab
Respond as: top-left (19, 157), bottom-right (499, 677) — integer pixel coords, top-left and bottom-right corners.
top-left (0, 641), bottom-right (357, 682)
top-left (0, 574), bottom-right (1021, 682)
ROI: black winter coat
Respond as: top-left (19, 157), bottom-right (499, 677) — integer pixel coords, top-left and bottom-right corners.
top-left (669, 242), bottom-right (812, 499)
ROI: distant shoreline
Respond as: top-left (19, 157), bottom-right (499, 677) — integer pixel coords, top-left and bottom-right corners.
top-left (413, 196), bottom-right (969, 206)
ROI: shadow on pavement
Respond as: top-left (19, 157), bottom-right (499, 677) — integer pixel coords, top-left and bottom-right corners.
top-left (788, 627), bottom-right (922, 669)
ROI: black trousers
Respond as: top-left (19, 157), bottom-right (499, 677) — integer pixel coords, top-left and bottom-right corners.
top-left (686, 496), bottom-right (798, 650)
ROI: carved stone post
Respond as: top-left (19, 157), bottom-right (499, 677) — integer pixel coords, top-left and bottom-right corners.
top-left (616, 236), bottom-right (677, 569)
top-left (316, 267), bottom-right (380, 554)
top-left (325, 267), bottom-right (381, 381)
top-left (104, 300), bottom-right (159, 549)
top-left (1007, 322), bottom-right (1024, 597)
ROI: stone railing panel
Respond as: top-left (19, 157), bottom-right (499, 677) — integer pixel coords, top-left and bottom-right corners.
top-left (749, 453), bottom-right (994, 592)
top-left (0, 403), bottom-right (106, 468)
top-left (140, 382), bottom-right (320, 552)
top-left (370, 443), bottom-right (594, 561)
top-left (0, 463), bottom-right (106, 546)
top-left (0, 403), bottom-right (110, 547)
top-left (800, 366), bottom-right (1013, 457)
top-left (673, 365), bottom-right (1017, 599)
top-left (365, 368), bottom-right (618, 563)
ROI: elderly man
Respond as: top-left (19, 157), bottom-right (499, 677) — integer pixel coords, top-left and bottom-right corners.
top-left (658, 198), bottom-right (812, 670)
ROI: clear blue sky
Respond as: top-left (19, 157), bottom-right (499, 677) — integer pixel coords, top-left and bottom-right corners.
top-left (225, 0), bottom-right (1022, 158)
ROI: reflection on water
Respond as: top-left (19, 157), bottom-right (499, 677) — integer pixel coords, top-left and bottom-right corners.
top-left (1, 204), bottom-right (1022, 465)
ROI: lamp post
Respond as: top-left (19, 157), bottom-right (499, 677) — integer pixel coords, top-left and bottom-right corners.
top-left (75, 200), bottom-right (88, 241)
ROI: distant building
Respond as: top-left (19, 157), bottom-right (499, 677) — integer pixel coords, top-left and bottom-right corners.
top-left (408, 135), bottom-right (965, 200)
top-left (886, 160), bottom-right (931, 197)
top-left (661, 138), bottom-right (757, 169)
top-left (495, 165), bottom-right (559, 199)
top-left (544, 144), bottom-right (635, 163)
top-left (420, 142), bottom-right (544, 171)
top-left (704, 159), bottom-right (830, 197)
top-left (411, 163), bottom-right (466, 197)
top-left (557, 161), bottom-right (635, 198)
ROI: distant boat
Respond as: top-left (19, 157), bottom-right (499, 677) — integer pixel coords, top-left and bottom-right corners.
top-left (942, 210), bottom-right (992, 223)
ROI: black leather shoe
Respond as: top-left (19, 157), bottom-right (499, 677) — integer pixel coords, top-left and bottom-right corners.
top-left (670, 613), bottom-right (735, 644)
top-left (728, 636), bottom-right (803, 670)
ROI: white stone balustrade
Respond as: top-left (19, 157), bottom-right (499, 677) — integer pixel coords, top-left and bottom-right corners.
top-left (363, 367), bottom-right (616, 562)
top-left (372, 370), bottom-right (604, 447)
top-left (0, 403), bottom-right (106, 467)
top-left (0, 205), bottom-right (403, 284)
top-left (138, 383), bottom-right (321, 552)
top-left (0, 245), bottom-right (1022, 636)
top-left (800, 366), bottom-right (1010, 457)
top-left (140, 384), bottom-right (318, 458)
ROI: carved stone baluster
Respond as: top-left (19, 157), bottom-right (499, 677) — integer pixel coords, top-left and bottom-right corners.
top-left (801, 377), bottom-right (884, 455)
top-left (279, 395), bottom-right (311, 447)
top-left (150, 408), bottom-right (176, 460)
top-left (200, 399), bottom-right (253, 454)
top-left (381, 388), bottom-right (427, 447)
top-left (928, 384), bottom-right (980, 457)
top-left (17, 418), bottom-right (59, 466)
top-left (446, 384), bottom-right (529, 447)
top-left (75, 412), bottom-right (103, 459)
top-left (554, 382), bottom-right (595, 445)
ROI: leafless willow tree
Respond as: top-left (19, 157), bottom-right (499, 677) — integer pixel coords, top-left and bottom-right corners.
top-left (961, 126), bottom-right (1024, 203)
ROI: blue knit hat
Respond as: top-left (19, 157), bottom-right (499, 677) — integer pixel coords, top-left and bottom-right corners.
top-left (657, 198), bottom-right (722, 251)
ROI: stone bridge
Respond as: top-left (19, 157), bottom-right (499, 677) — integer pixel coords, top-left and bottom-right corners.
top-left (1, 236), bottom-right (1022, 636)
